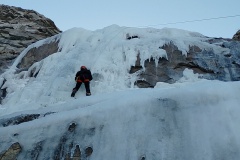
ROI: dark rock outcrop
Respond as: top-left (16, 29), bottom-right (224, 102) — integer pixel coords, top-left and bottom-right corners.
top-left (0, 142), bottom-right (22, 160)
top-left (53, 122), bottom-right (95, 160)
top-left (233, 30), bottom-right (240, 41)
top-left (131, 40), bottom-right (240, 88)
top-left (0, 114), bottom-right (40, 127)
top-left (17, 38), bottom-right (59, 71)
top-left (0, 4), bottom-right (61, 74)
top-left (0, 112), bottom-right (55, 127)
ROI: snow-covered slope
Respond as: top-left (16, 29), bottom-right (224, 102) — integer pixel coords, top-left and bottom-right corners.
top-left (0, 26), bottom-right (240, 160)
top-left (1, 78), bottom-right (240, 160)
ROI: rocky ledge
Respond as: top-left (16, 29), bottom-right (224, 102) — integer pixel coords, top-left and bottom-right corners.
top-left (0, 4), bottom-right (61, 74)
top-left (233, 30), bottom-right (240, 41)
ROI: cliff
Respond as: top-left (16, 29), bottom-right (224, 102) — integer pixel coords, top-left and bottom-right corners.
top-left (0, 5), bottom-right (61, 73)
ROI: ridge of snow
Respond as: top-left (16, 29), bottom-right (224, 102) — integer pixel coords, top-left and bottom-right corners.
top-left (1, 79), bottom-right (240, 159)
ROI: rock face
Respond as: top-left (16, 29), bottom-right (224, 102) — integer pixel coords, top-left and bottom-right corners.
top-left (0, 121), bottom-right (94, 160)
top-left (131, 39), bottom-right (240, 88)
top-left (53, 122), bottom-right (94, 160)
top-left (0, 4), bottom-right (61, 73)
top-left (17, 38), bottom-right (59, 71)
top-left (233, 30), bottom-right (240, 41)
top-left (0, 142), bottom-right (22, 160)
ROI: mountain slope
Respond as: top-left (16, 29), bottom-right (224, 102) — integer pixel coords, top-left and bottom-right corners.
top-left (0, 25), bottom-right (240, 114)
top-left (0, 26), bottom-right (240, 160)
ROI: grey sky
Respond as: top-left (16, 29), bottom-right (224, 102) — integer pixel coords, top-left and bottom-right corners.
top-left (1, 0), bottom-right (240, 38)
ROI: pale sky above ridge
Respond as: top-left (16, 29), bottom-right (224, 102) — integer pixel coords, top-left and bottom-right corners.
top-left (1, 0), bottom-right (240, 38)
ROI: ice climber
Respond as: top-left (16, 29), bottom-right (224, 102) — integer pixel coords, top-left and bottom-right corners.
top-left (71, 66), bottom-right (93, 97)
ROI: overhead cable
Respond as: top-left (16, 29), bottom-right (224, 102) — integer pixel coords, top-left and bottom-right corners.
top-left (138, 14), bottom-right (240, 28)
